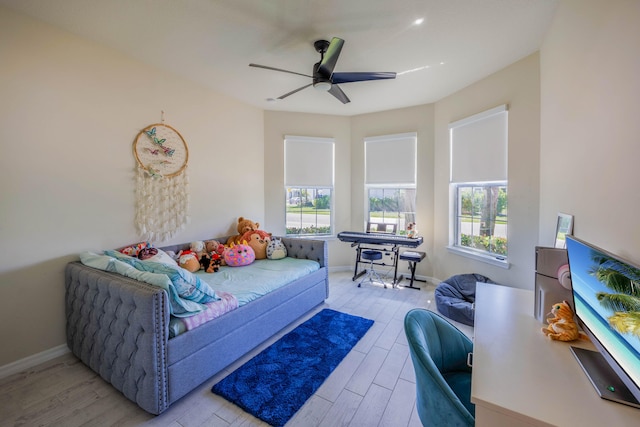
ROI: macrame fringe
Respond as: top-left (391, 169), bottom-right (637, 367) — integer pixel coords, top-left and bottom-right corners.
top-left (135, 166), bottom-right (190, 242)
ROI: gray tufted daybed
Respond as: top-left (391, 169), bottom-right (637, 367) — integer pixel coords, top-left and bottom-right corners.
top-left (65, 237), bottom-right (328, 415)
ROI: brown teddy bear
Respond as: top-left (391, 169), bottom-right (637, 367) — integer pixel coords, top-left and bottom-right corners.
top-left (226, 217), bottom-right (260, 245)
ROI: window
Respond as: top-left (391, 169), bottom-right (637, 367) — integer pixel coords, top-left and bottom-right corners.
top-left (365, 133), bottom-right (417, 234)
top-left (449, 105), bottom-right (508, 263)
top-left (284, 136), bottom-right (334, 236)
top-left (453, 183), bottom-right (507, 257)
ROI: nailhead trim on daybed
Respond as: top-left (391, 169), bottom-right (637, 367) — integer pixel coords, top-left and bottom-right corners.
top-left (65, 265), bottom-right (170, 414)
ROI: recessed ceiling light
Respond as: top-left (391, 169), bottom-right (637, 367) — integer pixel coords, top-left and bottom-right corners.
top-left (413, 18), bottom-right (425, 26)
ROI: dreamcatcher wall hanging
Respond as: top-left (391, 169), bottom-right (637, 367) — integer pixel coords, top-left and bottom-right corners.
top-left (133, 118), bottom-right (189, 242)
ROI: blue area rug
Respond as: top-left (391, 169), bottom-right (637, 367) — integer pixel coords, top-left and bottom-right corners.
top-left (211, 309), bottom-right (374, 426)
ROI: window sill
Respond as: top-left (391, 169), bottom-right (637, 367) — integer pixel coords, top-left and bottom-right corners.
top-left (446, 246), bottom-right (510, 269)
top-left (284, 234), bottom-right (334, 240)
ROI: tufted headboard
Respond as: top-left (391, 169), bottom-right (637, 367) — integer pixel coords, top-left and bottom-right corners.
top-left (159, 236), bottom-right (328, 268)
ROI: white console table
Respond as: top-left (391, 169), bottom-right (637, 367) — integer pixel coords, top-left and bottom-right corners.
top-left (472, 283), bottom-right (639, 426)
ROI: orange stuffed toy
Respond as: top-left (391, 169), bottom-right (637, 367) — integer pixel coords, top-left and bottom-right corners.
top-left (241, 229), bottom-right (272, 260)
top-left (541, 301), bottom-right (589, 342)
top-left (177, 249), bottom-right (201, 273)
top-left (226, 217), bottom-right (260, 245)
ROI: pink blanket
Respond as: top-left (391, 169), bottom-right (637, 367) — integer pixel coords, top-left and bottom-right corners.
top-left (180, 291), bottom-right (238, 331)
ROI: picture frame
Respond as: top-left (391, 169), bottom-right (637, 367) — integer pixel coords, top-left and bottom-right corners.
top-left (554, 212), bottom-right (574, 249)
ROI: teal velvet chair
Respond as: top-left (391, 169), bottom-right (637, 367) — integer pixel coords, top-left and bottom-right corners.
top-left (404, 309), bottom-right (475, 426)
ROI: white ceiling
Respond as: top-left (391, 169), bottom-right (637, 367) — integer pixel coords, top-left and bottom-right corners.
top-left (1, 0), bottom-right (559, 116)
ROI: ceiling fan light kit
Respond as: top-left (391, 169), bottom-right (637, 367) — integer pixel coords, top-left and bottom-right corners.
top-left (250, 37), bottom-right (396, 104)
top-left (313, 81), bottom-right (331, 91)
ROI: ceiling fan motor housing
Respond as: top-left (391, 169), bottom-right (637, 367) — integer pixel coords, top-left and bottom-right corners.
top-left (312, 62), bottom-right (331, 90)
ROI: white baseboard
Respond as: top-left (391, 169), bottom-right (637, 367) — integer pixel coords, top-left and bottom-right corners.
top-left (0, 344), bottom-right (70, 380)
top-left (328, 265), bottom-right (352, 273)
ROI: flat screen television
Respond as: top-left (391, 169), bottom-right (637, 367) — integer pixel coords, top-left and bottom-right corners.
top-left (565, 235), bottom-right (640, 408)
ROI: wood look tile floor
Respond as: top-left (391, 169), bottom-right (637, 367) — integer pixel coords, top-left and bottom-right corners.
top-left (0, 270), bottom-right (473, 427)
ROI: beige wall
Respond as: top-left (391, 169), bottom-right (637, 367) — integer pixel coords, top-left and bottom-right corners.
top-left (0, 8), bottom-right (264, 366)
top-left (539, 0), bottom-right (640, 263)
top-left (433, 53), bottom-right (541, 288)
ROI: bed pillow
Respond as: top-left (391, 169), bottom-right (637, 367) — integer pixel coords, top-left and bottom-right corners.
top-left (141, 248), bottom-right (178, 266)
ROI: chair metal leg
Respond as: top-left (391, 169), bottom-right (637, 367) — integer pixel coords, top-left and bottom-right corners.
top-left (358, 260), bottom-right (387, 288)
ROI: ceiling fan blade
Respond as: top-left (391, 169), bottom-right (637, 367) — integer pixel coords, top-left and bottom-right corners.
top-left (318, 37), bottom-right (344, 78)
top-left (328, 84), bottom-right (350, 104)
top-left (277, 83), bottom-right (313, 100)
top-left (249, 63), bottom-right (313, 78)
top-left (331, 72), bottom-right (397, 84)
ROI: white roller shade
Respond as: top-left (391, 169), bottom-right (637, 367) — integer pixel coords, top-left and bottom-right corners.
top-left (285, 136), bottom-right (334, 187)
top-left (365, 132), bottom-right (417, 185)
top-left (450, 105), bottom-right (508, 182)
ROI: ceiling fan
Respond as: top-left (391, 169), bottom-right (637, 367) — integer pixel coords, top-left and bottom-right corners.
top-left (249, 37), bottom-right (396, 104)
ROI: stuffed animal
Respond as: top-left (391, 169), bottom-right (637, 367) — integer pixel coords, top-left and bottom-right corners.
top-left (177, 249), bottom-right (201, 273)
top-left (200, 252), bottom-right (222, 273)
top-left (205, 239), bottom-right (224, 255)
top-left (241, 229), bottom-right (272, 260)
top-left (407, 222), bottom-right (418, 239)
top-left (205, 239), bottom-right (227, 265)
top-left (266, 238), bottom-right (287, 260)
top-left (190, 241), bottom-right (206, 259)
top-left (226, 217), bottom-right (260, 245)
top-left (224, 242), bottom-right (255, 266)
top-left (137, 247), bottom-right (158, 260)
top-left (542, 301), bottom-right (589, 342)
top-left (207, 253), bottom-right (223, 273)
top-left (120, 241), bottom-right (152, 257)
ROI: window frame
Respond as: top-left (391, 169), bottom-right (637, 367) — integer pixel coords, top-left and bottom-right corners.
top-left (449, 181), bottom-right (508, 266)
top-left (448, 105), bottom-right (509, 267)
top-left (284, 136), bottom-right (335, 238)
top-left (364, 132), bottom-right (417, 234)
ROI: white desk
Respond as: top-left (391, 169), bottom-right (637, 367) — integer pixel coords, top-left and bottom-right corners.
top-left (472, 283), bottom-right (639, 427)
